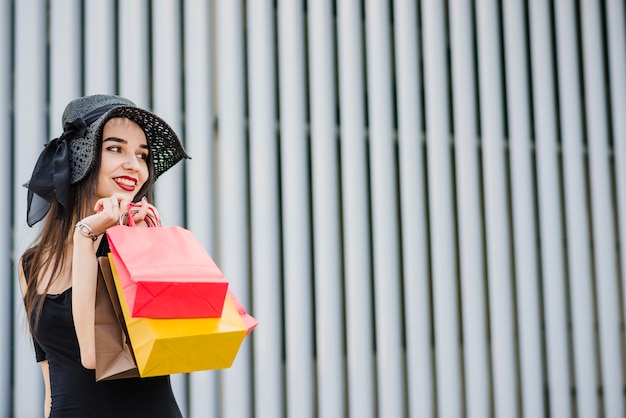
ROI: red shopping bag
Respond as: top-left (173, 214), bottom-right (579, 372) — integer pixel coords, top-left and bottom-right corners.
top-left (228, 289), bottom-right (258, 336)
top-left (106, 207), bottom-right (228, 319)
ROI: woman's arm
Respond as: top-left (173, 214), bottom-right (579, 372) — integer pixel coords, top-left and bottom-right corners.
top-left (18, 261), bottom-right (50, 417)
top-left (71, 231), bottom-right (99, 369)
top-left (72, 195), bottom-right (155, 369)
top-left (41, 360), bottom-right (51, 418)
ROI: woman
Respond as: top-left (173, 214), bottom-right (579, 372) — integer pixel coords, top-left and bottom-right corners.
top-left (19, 94), bottom-right (190, 417)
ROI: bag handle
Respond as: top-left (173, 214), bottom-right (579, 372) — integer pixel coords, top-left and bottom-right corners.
top-left (119, 202), bottom-right (161, 227)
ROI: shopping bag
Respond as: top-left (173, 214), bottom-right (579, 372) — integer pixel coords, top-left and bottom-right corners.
top-left (228, 289), bottom-right (258, 336)
top-left (94, 257), bottom-right (139, 381)
top-left (108, 254), bottom-right (250, 377)
top-left (106, 216), bottom-right (228, 318)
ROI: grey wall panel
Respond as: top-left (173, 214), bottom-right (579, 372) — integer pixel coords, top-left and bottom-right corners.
top-left (393, 1), bottom-right (432, 417)
top-left (246, 1), bottom-right (284, 417)
top-left (152, 0), bottom-right (186, 226)
top-left (554, 1), bottom-right (599, 417)
top-left (503, 1), bottom-right (544, 417)
top-left (475, 0), bottom-right (518, 416)
top-left (336, 1), bottom-right (376, 416)
top-left (309, 2), bottom-right (346, 418)
top-left (277, 1), bottom-right (315, 416)
top-left (84, 0), bottom-right (116, 94)
top-left (118, 0), bottom-right (150, 107)
top-left (364, 1), bottom-right (405, 416)
top-left (605, 0), bottom-right (626, 349)
top-left (422, 1), bottom-right (463, 417)
top-left (528, 0), bottom-right (572, 416)
top-left (0, 0), bottom-right (12, 416)
top-left (580, 1), bottom-right (625, 417)
top-left (12, 1), bottom-right (48, 417)
top-left (449, 0), bottom-right (490, 416)
top-left (49, 0), bottom-right (82, 130)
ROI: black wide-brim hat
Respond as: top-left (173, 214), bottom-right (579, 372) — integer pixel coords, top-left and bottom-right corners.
top-left (25, 94), bottom-right (191, 226)
top-left (64, 94), bottom-right (190, 183)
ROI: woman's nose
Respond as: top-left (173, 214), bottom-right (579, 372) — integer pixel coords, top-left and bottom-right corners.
top-left (123, 154), bottom-right (141, 170)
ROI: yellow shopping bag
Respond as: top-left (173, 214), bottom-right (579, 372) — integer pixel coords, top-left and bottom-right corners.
top-left (107, 255), bottom-right (248, 377)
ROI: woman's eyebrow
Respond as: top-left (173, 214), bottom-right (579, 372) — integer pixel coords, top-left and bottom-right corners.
top-left (103, 137), bottom-right (149, 149)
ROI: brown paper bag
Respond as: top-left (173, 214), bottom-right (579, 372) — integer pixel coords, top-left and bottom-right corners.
top-left (95, 256), bottom-right (139, 381)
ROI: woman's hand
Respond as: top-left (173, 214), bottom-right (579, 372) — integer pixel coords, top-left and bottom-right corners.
top-left (123, 199), bottom-right (160, 228)
top-left (79, 195), bottom-right (158, 238)
top-left (78, 193), bottom-right (132, 237)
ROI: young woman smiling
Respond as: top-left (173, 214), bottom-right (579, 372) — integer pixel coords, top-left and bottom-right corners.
top-left (19, 94), bottom-right (190, 418)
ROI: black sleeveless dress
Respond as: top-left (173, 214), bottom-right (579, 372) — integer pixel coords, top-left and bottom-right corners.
top-left (25, 240), bottom-right (183, 418)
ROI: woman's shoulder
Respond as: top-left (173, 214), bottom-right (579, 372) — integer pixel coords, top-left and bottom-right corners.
top-left (18, 247), bottom-right (37, 290)
top-left (20, 246), bottom-right (36, 268)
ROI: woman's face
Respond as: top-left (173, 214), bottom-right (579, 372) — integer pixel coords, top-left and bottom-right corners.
top-left (96, 117), bottom-right (150, 200)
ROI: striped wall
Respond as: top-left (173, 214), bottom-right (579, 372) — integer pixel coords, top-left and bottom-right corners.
top-left (2, 0), bottom-right (625, 417)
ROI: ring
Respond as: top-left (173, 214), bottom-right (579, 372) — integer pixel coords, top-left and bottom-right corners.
top-left (112, 202), bottom-right (120, 207)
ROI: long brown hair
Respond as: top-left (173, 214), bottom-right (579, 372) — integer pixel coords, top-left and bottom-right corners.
top-left (22, 120), bottom-right (156, 331)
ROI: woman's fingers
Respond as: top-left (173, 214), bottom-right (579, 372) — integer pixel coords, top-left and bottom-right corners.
top-left (91, 195), bottom-right (158, 228)
top-left (131, 197), bottom-right (158, 226)
top-left (131, 203), bottom-right (149, 221)
top-left (94, 193), bottom-right (131, 213)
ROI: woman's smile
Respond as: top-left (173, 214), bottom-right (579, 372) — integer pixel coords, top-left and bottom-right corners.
top-left (113, 176), bottom-right (138, 191)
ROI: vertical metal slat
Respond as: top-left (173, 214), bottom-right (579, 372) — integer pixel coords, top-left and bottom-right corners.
top-left (502, 1), bottom-right (545, 417)
top-left (49, 0), bottom-right (82, 129)
top-left (475, 1), bottom-right (518, 416)
top-left (0, 0), bottom-right (13, 415)
top-left (554, 1), bottom-right (599, 416)
top-left (118, 0), bottom-right (150, 107)
top-left (528, 0), bottom-right (572, 416)
top-left (336, 1), bottom-right (376, 416)
top-left (152, 0), bottom-right (185, 225)
top-left (422, 1), bottom-right (463, 417)
top-left (84, 0), bottom-right (116, 93)
top-left (278, 1), bottom-right (315, 416)
top-left (309, 1), bottom-right (345, 417)
top-left (605, 0), bottom-right (626, 341)
top-left (393, 1), bottom-right (433, 417)
top-left (247, 1), bottom-right (284, 417)
top-left (364, 1), bottom-right (405, 416)
top-left (12, 1), bottom-right (47, 417)
top-left (449, 0), bottom-right (490, 416)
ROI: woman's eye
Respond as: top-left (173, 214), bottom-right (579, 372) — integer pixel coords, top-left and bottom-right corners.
top-left (137, 152), bottom-right (148, 161)
top-left (107, 146), bottom-right (121, 152)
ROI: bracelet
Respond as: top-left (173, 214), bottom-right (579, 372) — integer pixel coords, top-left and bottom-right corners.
top-left (75, 221), bottom-right (99, 241)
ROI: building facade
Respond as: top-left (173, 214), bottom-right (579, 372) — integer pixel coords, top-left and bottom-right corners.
top-left (1, 0), bottom-right (625, 417)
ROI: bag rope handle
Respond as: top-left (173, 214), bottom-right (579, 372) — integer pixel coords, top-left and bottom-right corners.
top-left (119, 202), bottom-right (161, 227)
